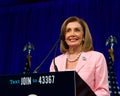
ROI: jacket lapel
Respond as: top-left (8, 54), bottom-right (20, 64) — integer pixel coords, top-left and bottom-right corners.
top-left (76, 51), bottom-right (92, 72)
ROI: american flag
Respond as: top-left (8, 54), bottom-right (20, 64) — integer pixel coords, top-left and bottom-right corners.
top-left (23, 54), bottom-right (31, 74)
top-left (107, 49), bottom-right (120, 96)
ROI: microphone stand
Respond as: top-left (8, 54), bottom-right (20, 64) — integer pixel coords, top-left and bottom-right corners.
top-left (53, 39), bottom-right (59, 72)
top-left (33, 38), bottom-right (59, 73)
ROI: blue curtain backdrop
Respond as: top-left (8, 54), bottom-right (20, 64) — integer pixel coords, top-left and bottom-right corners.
top-left (0, 0), bottom-right (120, 87)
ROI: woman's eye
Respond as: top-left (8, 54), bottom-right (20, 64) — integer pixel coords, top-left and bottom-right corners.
top-left (66, 28), bottom-right (71, 32)
top-left (75, 28), bottom-right (80, 32)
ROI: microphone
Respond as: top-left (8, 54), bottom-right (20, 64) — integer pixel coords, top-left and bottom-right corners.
top-left (53, 39), bottom-right (59, 72)
top-left (33, 38), bottom-right (59, 73)
top-left (60, 33), bottom-right (65, 40)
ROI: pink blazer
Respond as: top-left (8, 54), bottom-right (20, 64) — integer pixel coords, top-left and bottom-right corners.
top-left (50, 51), bottom-right (110, 96)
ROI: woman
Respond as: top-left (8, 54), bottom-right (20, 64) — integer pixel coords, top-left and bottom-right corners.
top-left (50, 16), bottom-right (110, 96)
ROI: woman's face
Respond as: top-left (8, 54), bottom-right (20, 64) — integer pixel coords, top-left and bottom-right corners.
top-left (65, 21), bottom-right (84, 48)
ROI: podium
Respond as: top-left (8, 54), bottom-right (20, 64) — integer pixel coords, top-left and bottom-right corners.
top-left (0, 71), bottom-right (96, 96)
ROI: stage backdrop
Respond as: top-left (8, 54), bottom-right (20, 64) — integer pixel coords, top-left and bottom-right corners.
top-left (0, 0), bottom-right (120, 88)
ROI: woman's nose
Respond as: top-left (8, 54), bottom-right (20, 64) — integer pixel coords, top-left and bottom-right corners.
top-left (70, 30), bottom-right (75, 35)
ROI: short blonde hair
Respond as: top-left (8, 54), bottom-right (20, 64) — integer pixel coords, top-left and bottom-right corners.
top-left (60, 16), bottom-right (94, 53)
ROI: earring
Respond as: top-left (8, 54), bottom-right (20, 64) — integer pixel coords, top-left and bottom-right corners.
top-left (82, 38), bottom-right (84, 41)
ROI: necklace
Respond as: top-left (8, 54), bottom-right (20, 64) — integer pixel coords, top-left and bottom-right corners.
top-left (67, 52), bottom-right (81, 62)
